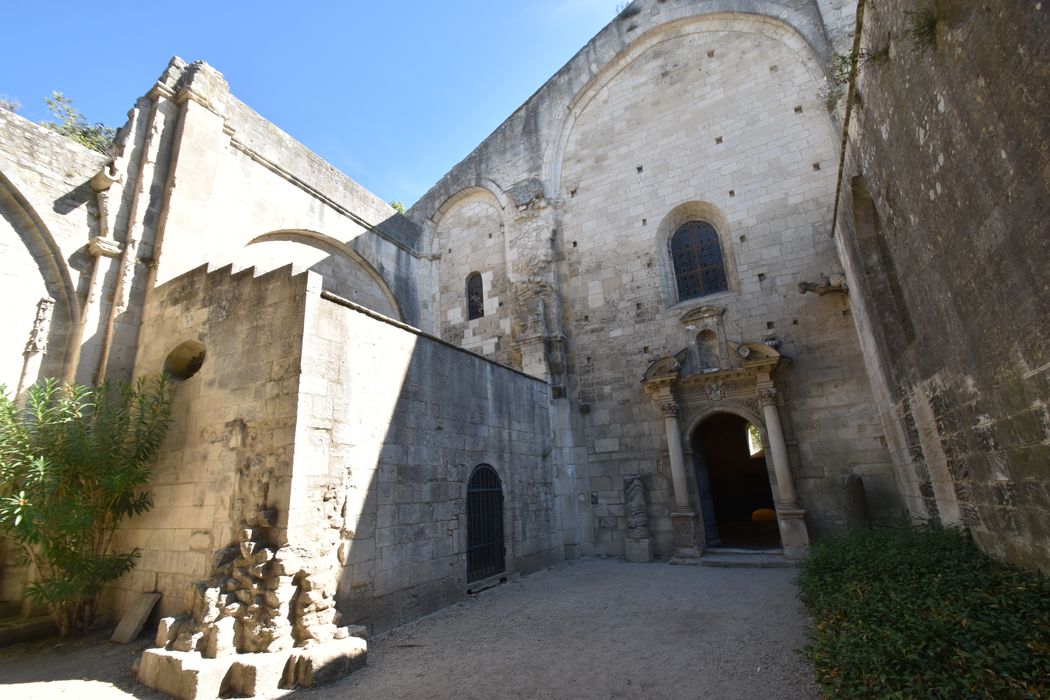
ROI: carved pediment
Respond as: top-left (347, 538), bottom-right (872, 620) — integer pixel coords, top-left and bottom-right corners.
top-left (679, 305), bottom-right (725, 326)
top-left (728, 341), bottom-right (782, 365)
top-left (641, 355), bottom-right (681, 385)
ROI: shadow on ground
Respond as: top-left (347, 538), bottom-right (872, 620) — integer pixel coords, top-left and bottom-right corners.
top-left (0, 559), bottom-right (819, 699)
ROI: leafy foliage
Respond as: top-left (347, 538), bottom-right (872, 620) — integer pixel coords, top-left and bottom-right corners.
top-left (0, 377), bottom-right (172, 635)
top-left (798, 523), bottom-right (1050, 698)
top-left (40, 91), bottom-right (116, 154)
top-left (820, 47), bottom-right (889, 111)
top-left (389, 200), bottom-right (406, 214)
top-left (0, 95), bottom-right (19, 113)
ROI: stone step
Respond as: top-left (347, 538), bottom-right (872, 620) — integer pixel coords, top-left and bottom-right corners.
top-left (699, 550), bottom-right (799, 569)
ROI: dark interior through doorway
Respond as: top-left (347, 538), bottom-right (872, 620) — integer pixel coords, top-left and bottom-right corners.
top-left (692, 413), bottom-right (780, 549)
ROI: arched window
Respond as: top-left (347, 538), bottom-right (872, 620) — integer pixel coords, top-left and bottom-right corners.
top-left (671, 221), bottom-right (728, 301)
top-left (466, 272), bottom-right (484, 320)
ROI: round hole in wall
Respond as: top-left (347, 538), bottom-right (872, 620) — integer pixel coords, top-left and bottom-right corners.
top-left (164, 340), bottom-right (206, 381)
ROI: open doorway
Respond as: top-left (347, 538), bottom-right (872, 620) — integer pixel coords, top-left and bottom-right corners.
top-left (692, 413), bottom-right (780, 549)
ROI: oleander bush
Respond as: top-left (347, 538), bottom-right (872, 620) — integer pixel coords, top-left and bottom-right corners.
top-left (0, 376), bottom-right (171, 635)
top-left (798, 522), bottom-right (1050, 699)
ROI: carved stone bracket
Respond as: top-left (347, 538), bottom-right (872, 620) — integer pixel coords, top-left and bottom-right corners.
top-left (799, 273), bottom-right (848, 296)
top-left (89, 236), bottom-right (123, 258)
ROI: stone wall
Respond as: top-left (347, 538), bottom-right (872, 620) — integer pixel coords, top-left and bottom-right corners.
top-left (111, 264), bottom-right (311, 619)
top-left (111, 260), bottom-right (560, 631)
top-left (834, 1), bottom-right (1050, 571)
top-left (433, 193), bottom-right (514, 364)
top-left (297, 294), bottom-right (562, 632)
top-left (139, 59), bottom-right (425, 328)
top-left (411, 1), bottom-right (902, 557)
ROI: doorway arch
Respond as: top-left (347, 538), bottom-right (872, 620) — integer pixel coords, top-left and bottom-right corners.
top-left (466, 465), bottom-right (505, 582)
top-left (691, 413), bottom-right (780, 549)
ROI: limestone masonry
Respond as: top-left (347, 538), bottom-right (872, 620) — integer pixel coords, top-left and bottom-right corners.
top-left (0, 0), bottom-right (1047, 696)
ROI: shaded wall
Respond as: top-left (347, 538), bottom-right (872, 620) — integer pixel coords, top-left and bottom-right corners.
top-left (297, 295), bottom-right (562, 633)
top-left (835, 1), bottom-right (1050, 570)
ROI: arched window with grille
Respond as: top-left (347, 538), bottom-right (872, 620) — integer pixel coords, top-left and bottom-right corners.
top-left (466, 272), bottom-right (484, 320)
top-left (670, 220), bottom-right (728, 301)
top-left (466, 465), bottom-right (504, 582)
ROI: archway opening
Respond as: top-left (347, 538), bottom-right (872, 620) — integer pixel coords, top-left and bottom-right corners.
top-left (692, 413), bottom-right (779, 550)
top-left (466, 465), bottom-right (504, 582)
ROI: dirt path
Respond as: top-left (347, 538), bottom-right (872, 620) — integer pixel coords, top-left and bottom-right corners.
top-left (0, 559), bottom-right (819, 699)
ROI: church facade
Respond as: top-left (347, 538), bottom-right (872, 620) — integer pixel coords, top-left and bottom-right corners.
top-left (1, 0), bottom-right (1046, 647)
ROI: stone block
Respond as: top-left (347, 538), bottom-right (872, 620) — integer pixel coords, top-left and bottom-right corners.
top-left (777, 508), bottom-right (810, 560)
top-left (155, 616), bottom-right (182, 648)
top-left (288, 636), bottom-right (368, 688)
top-left (227, 652), bottom-right (293, 696)
top-left (624, 537), bottom-right (654, 563)
top-left (172, 630), bottom-right (205, 653)
top-left (203, 616), bottom-right (237, 659)
top-left (138, 648), bottom-right (235, 700)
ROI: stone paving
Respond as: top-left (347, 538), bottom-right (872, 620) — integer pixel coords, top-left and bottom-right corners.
top-left (0, 559), bottom-right (819, 699)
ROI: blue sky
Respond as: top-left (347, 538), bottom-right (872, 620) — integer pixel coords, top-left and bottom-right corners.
top-left (2, 1), bottom-right (619, 205)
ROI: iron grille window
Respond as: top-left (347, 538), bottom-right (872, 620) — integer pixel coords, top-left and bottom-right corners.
top-left (671, 220), bottom-right (728, 301)
top-left (466, 465), bottom-right (504, 582)
top-left (466, 272), bottom-right (484, 320)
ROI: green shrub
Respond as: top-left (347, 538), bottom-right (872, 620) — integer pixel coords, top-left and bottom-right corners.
top-left (0, 377), bottom-right (171, 635)
top-left (40, 92), bottom-right (116, 155)
top-left (798, 523), bottom-right (1050, 698)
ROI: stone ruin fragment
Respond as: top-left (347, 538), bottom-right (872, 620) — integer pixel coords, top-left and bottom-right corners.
top-left (137, 528), bottom-right (366, 699)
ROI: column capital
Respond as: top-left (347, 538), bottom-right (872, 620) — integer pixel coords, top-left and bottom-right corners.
top-left (657, 396), bottom-right (679, 417)
top-left (757, 388), bottom-right (778, 407)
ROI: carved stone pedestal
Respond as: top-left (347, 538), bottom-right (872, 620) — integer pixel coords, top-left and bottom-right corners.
top-left (669, 509), bottom-right (701, 564)
top-left (777, 507), bottom-right (810, 559)
top-left (624, 538), bottom-right (654, 563)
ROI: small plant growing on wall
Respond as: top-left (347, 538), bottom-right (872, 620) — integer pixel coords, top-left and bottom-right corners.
top-left (0, 376), bottom-right (171, 635)
top-left (905, 0), bottom-right (965, 54)
top-left (820, 46), bottom-right (891, 111)
top-left (40, 92), bottom-right (116, 155)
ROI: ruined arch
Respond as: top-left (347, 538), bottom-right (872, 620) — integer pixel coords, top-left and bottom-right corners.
top-left (430, 183), bottom-right (509, 229)
top-left (545, 11), bottom-right (837, 195)
top-left (0, 169), bottom-right (80, 388)
top-left (429, 184), bottom-right (509, 257)
top-left (241, 229), bottom-right (402, 321)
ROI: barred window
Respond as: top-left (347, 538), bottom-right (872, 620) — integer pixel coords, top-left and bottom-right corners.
top-left (671, 221), bottom-right (728, 300)
top-left (466, 272), bottom-right (484, 320)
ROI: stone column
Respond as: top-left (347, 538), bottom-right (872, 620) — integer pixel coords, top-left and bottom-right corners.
top-left (759, 388), bottom-right (799, 507)
top-left (656, 394), bottom-right (700, 561)
top-left (757, 387), bottom-right (809, 558)
top-left (658, 397), bottom-right (691, 510)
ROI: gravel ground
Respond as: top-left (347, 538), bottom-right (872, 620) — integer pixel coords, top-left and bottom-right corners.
top-left (0, 558), bottom-right (819, 699)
